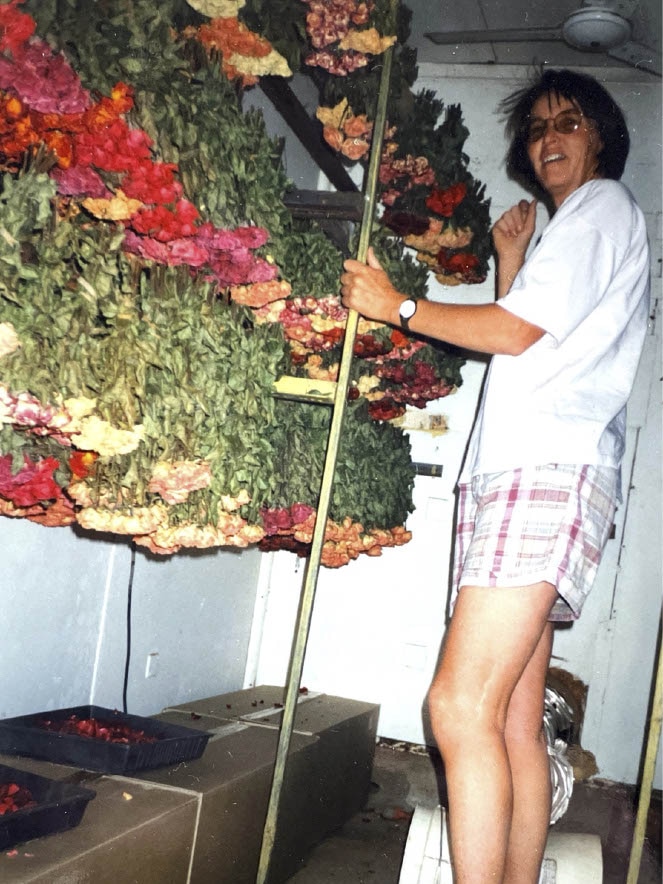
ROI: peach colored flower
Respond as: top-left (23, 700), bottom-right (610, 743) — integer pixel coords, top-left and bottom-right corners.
top-left (26, 496), bottom-right (76, 527)
top-left (304, 354), bottom-right (339, 382)
top-left (322, 125), bottom-right (344, 152)
top-left (0, 498), bottom-right (42, 518)
top-left (148, 459), bottom-right (212, 504)
top-left (341, 137), bottom-right (370, 161)
top-left (229, 279), bottom-right (291, 307)
top-left (133, 534), bottom-right (179, 555)
top-left (404, 221), bottom-right (474, 255)
top-left (220, 488), bottom-right (251, 511)
top-left (343, 114), bottom-right (372, 138)
top-left (133, 513), bottom-right (265, 555)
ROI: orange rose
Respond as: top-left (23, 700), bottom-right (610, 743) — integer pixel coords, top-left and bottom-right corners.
top-left (322, 125), bottom-right (344, 152)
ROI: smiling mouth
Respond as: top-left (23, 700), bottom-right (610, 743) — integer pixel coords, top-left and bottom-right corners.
top-left (542, 153), bottom-right (565, 164)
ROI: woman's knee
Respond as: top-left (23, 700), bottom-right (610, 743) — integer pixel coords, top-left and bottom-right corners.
top-left (427, 676), bottom-right (503, 750)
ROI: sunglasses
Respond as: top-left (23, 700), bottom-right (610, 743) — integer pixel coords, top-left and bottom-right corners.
top-left (525, 109), bottom-right (585, 144)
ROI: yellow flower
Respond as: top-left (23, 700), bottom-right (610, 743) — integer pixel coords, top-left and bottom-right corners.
top-left (228, 48), bottom-right (292, 78)
top-left (338, 28), bottom-right (396, 55)
top-left (63, 396), bottom-right (97, 420)
top-left (71, 416), bottom-right (145, 456)
top-left (82, 190), bottom-right (143, 222)
top-left (356, 374), bottom-right (382, 396)
top-left (357, 318), bottom-right (385, 333)
top-left (77, 503), bottom-right (168, 535)
top-left (316, 99), bottom-right (350, 130)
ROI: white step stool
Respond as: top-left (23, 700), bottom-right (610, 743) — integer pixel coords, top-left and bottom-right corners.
top-left (398, 806), bottom-right (602, 884)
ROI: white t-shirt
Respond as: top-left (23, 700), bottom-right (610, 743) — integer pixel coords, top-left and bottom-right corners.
top-left (460, 179), bottom-right (650, 483)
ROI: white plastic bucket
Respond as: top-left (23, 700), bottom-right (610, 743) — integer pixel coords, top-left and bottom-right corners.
top-left (398, 806), bottom-right (602, 884)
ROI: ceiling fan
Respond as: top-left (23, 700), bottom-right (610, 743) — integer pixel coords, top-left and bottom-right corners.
top-left (425, 0), bottom-right (661, 75)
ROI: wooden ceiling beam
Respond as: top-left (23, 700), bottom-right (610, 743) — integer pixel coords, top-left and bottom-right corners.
top-left (259, 76), bottom-right (359, 194)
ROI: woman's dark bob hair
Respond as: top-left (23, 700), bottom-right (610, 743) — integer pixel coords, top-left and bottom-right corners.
top-left (501, 68), bottom-right (630, 200)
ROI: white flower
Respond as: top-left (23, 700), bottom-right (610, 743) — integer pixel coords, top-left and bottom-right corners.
top-left (0, 322), bottom-right (20, 358)
top-left (185, 0), bottom-right (244, 17)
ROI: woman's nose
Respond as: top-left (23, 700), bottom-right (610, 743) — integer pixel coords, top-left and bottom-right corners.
top-left (540, 120), bottom-right (559, 142)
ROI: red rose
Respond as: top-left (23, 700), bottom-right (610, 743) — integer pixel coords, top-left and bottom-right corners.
top-left (0, 454), bottom-right (62, 507)
top-left (437, 249), bottom-right (480, 274)
top-left (425, 182), bottom-right (467, 217)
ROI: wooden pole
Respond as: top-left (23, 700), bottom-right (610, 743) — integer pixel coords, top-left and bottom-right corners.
top-left (254, 25), bottom-right (396, 884)
top-left (626, 619), bottom-right (662, 884)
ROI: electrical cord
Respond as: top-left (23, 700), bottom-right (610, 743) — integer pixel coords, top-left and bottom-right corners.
top-left (122, 542), bottom-right (137, 714)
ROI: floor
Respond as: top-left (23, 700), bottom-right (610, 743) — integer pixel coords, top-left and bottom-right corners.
top-left (285, 741), bottom-right (662, 884)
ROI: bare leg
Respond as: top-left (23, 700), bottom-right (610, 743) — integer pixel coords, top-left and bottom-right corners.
top-left (428, 582), bottom-right (557, 884)
top-left (503, 622), bottom-right (554, 883)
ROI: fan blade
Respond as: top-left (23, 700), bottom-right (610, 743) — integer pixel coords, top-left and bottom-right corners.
top-left (425, 26), bottom-right (563, 45)
top-left (582, 0), bottom-right (641, 19)
top-left (608, 40), bottom-right (662, 74)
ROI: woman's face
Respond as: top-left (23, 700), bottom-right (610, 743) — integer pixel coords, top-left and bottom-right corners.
top-left (526, 92), bottom-right (603, 207)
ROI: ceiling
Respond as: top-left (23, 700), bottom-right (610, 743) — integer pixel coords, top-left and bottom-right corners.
top-left (404, 0), bottom-right (661, 77)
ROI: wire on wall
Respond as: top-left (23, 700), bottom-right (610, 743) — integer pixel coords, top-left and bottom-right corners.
top-left (122, 542), bottom-right (137, 714)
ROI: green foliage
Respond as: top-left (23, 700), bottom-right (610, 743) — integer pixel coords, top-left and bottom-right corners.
top-left (239, 0), bottom-right (309, 71)
top-left (367, 224), bottom-right (430, 300)
top-left (0, 171), bottom-right (290, 523)
top-left (269, 399), bottom-right (414, 528)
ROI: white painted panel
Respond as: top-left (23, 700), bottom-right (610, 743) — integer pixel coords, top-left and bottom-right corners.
top-left (0, 521), bottom-right (119, 716)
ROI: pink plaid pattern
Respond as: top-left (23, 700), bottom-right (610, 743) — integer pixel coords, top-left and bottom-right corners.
top-left (451, 464), bottom-right (618, 622)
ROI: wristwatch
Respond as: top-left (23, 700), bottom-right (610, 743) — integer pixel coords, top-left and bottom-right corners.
top-left (398, 298), bottom-right (417, 331)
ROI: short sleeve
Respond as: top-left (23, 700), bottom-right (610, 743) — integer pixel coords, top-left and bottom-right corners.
top-left (498, 217), bottom-right (620, 345)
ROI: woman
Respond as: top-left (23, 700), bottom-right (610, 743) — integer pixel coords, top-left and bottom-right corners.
top-left (340, 69), bottom-right (650, 884)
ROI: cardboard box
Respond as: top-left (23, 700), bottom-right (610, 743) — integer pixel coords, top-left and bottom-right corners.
top-left (135, 717), bottom-right (319, 884)
top-left (0, 689), bottom-right (379, 884)
top-left (157, 687), bottom-right (380, 883)
top-left (0, 755), bottom-right (198, 884)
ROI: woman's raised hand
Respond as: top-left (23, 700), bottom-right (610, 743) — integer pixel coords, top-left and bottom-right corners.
top-left (492, 200), bottom-right (538, 297)
top-left (492, 199), bottom-right (538, 260)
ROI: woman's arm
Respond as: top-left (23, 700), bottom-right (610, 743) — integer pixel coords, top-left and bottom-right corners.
top-left (341, 199), bottom-right (543, 357)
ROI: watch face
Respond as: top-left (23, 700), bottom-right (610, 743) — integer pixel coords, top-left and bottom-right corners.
top-left (399, 299), bottom-right (416, 320)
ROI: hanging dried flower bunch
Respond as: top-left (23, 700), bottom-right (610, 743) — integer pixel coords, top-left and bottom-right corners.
top-left (0, 0), bottom-right (490, 564)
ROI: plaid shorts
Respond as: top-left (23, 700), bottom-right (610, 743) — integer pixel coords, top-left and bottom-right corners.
top-left (451, 464), bottom-right (618, 622)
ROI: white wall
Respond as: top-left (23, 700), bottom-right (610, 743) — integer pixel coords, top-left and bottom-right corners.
top-left (0, 517), bottom-right (262, 718)
top-left (251, 63), bottom-right (662, 786)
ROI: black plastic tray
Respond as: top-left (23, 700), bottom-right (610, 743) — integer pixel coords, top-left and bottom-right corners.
top-left (0, 762), bottom-right (95, 850)
top-left (0, 706), bottom-right (210, 774)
